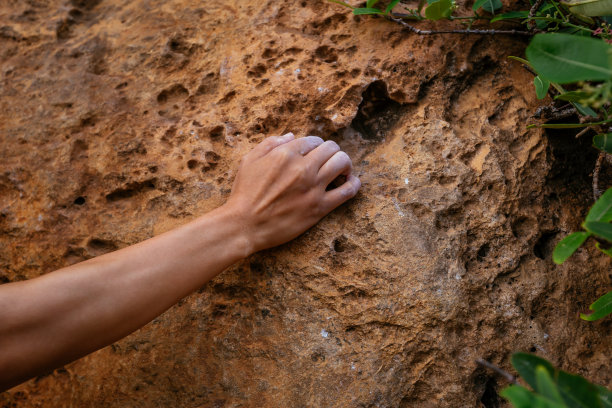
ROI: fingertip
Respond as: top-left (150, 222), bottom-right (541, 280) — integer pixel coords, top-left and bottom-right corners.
top-left (350, 174), bottom-right (361, 192)
top-left (307, 135), bottom-right (324, 144)
top-left (280, 132), bottom-right (295, 141)
top-left (347, 174), bottom-right (361, 197)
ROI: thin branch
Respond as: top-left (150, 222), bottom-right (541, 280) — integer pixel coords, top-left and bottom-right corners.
top-left (575, 127), bottom-right (592, 138)
top-left (532, 104), bottom-right (577, 121)
top-left (476, 359), bottom-right (519, 385)
top-left (593, 152), bottom-right (605, 200)
top-left (387, 16), bottom-right (531, 35)
top-left (528, 0), bottom-right (546, 30)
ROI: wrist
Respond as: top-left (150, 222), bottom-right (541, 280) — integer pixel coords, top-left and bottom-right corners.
top-left (209, 203), bottom-right (255, 259)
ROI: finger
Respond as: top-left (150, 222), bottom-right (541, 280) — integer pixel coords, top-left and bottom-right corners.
top-left (250, 133), bottom-right (295, 159)
top-left (305, 140), bottom-right (340, 169)
top-left (317, 151), bottom-right (352, 186)
top-left (322, 175), bottom-right (361, 211)
top-left (285, 136), bottom-right (324, 155)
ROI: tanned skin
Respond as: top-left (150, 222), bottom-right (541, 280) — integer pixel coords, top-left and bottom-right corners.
top-left (0, 133), bottom-right (361, 391)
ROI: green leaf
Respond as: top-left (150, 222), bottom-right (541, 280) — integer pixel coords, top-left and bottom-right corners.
top-left (586, 188), bottom-right (612, 222)
top-left (385, 0), bottom-right (401, 13)
top-left (512, 353), bottom-right (556, 392)
top-left (554, 91), bottom-right (590, 102)
top-left (599, 385), bottom-right (612, 408)
top-left (563, 0), bottom-right (612, 16)
top-left (508, 353), bottom-right (612, 406)
top-left (353, 7), bottom-right (383, 14)
top-left (490, 10), bottom-right (529, 21)
top-left (502, 385), bottom-right (568, 408)
top-left (536, 367), bottom-right (565, 404)
top-left (553, 232), bottom-right (590, 264)
top-left (526, 33), bottom-right (612, 83)
top-left (366, 0), bottom-right (380, 7)
top-left (583, 221), bottom-right (612, 242)
top-left (595, 242), bottom-right (612, 257)
top-left (534, 76), bottom-right (551, 99)
top-left (556, 370), bottom-right (604, 407)
top-left (473, 0), bottom-right (502, 12)
top-left (501, 385), bottom-right (539, 408)
top-left (594, 133), bottom-right (612, 154)
top-left (573, 102), bottom-right (598, 117)
top-left (425, 0), bottom-right (454, 19)
top-left (483, 0), bottom-right (502, 12)
top-left (580, 290), bottom-right (612, 321)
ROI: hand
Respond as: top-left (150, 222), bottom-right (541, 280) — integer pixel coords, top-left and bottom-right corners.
top-left (223, 133), bottom-right (361, 255)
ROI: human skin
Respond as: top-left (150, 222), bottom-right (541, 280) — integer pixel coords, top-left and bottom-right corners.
top-left (0, 133), bottom-right (361, 391)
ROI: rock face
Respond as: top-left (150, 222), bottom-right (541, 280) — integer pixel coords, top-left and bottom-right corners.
top-left (0, 0), bottom-right (610, 407)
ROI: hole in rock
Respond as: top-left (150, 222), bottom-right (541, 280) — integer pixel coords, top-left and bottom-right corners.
top-left (545, 122), bottom-right (601, 214)
top-left (73, 196), bottom-right (86, 205)
top-left (480, 377), bottom-right (500, 408)
top-left (156, 84), bottom-right (189, 104)
top-left (209, 126), bottom-right (224, 138)
top-left (477, 243), bottom-right (490, 262)
top-left (351, 80), bottom-right (402, 140)
top-left (105, 179), bottom-right (157, 202)
top-left (333, 236), bottom-right (348, 253)
top-left (187, 159), bottom-right (198, 170)
top-left (87, 238), bottom-right (118, 254)
top-left (533, 231), bottom-right (556, 260)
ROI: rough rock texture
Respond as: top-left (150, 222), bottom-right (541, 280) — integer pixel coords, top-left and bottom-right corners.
top-left (0, 0), bottom-right (610, 407)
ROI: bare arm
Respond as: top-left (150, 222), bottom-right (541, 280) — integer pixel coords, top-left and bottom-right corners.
top-left (0, 133), bottom-right (361, 391)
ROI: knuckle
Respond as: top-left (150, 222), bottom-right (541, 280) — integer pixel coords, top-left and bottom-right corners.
top-left (336, 151), bottom-right (351, 164)
top-left (274, 145), bottom-right (295, 160)
top-left (262, 136), bottom-right (279, 146)
top-left (307, 135), bottom-right (324, 145)
top-left (323, 140), bottom-right (340, 152)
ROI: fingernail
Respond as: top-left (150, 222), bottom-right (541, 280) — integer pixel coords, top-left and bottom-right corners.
top-left (281, 132), bottom-right (295, 139)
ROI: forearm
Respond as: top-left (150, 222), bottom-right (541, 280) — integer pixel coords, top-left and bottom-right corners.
top-left (0, 133), bottom-right (361, 392)
top-left (0, 205), bottom-right (249, 391)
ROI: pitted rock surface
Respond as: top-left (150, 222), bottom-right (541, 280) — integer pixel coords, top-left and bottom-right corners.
top-left (0, 0), bottom-right (610, 407)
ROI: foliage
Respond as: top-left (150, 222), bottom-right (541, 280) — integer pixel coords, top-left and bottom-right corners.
top-left (552, 187), bottom-right (612, 320)
top-left (501, 353), bottom-right (612, 408)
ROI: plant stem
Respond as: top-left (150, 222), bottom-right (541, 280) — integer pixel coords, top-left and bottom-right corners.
top-left (387, 16), bottom-right (531, 35)
top-left (450, 15), bottom-right (489, 21)
top-left (527, 16), bottom-right (594, 33)
top-left (527, 118), bottom-right (612, 129)
top-left (550, 0), bottom-right (568, 22)
top-left (390, 12), bottom-right (424, 20)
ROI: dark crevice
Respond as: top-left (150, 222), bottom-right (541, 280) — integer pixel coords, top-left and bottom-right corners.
top-left (105, 179), bottom-right (157, 202)
top-left (534, 231), bottom-right (557, 260)
top-left (480, 377), bottom-right (501, 408)
top-left (351, 80), bottom-right (402, 140)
